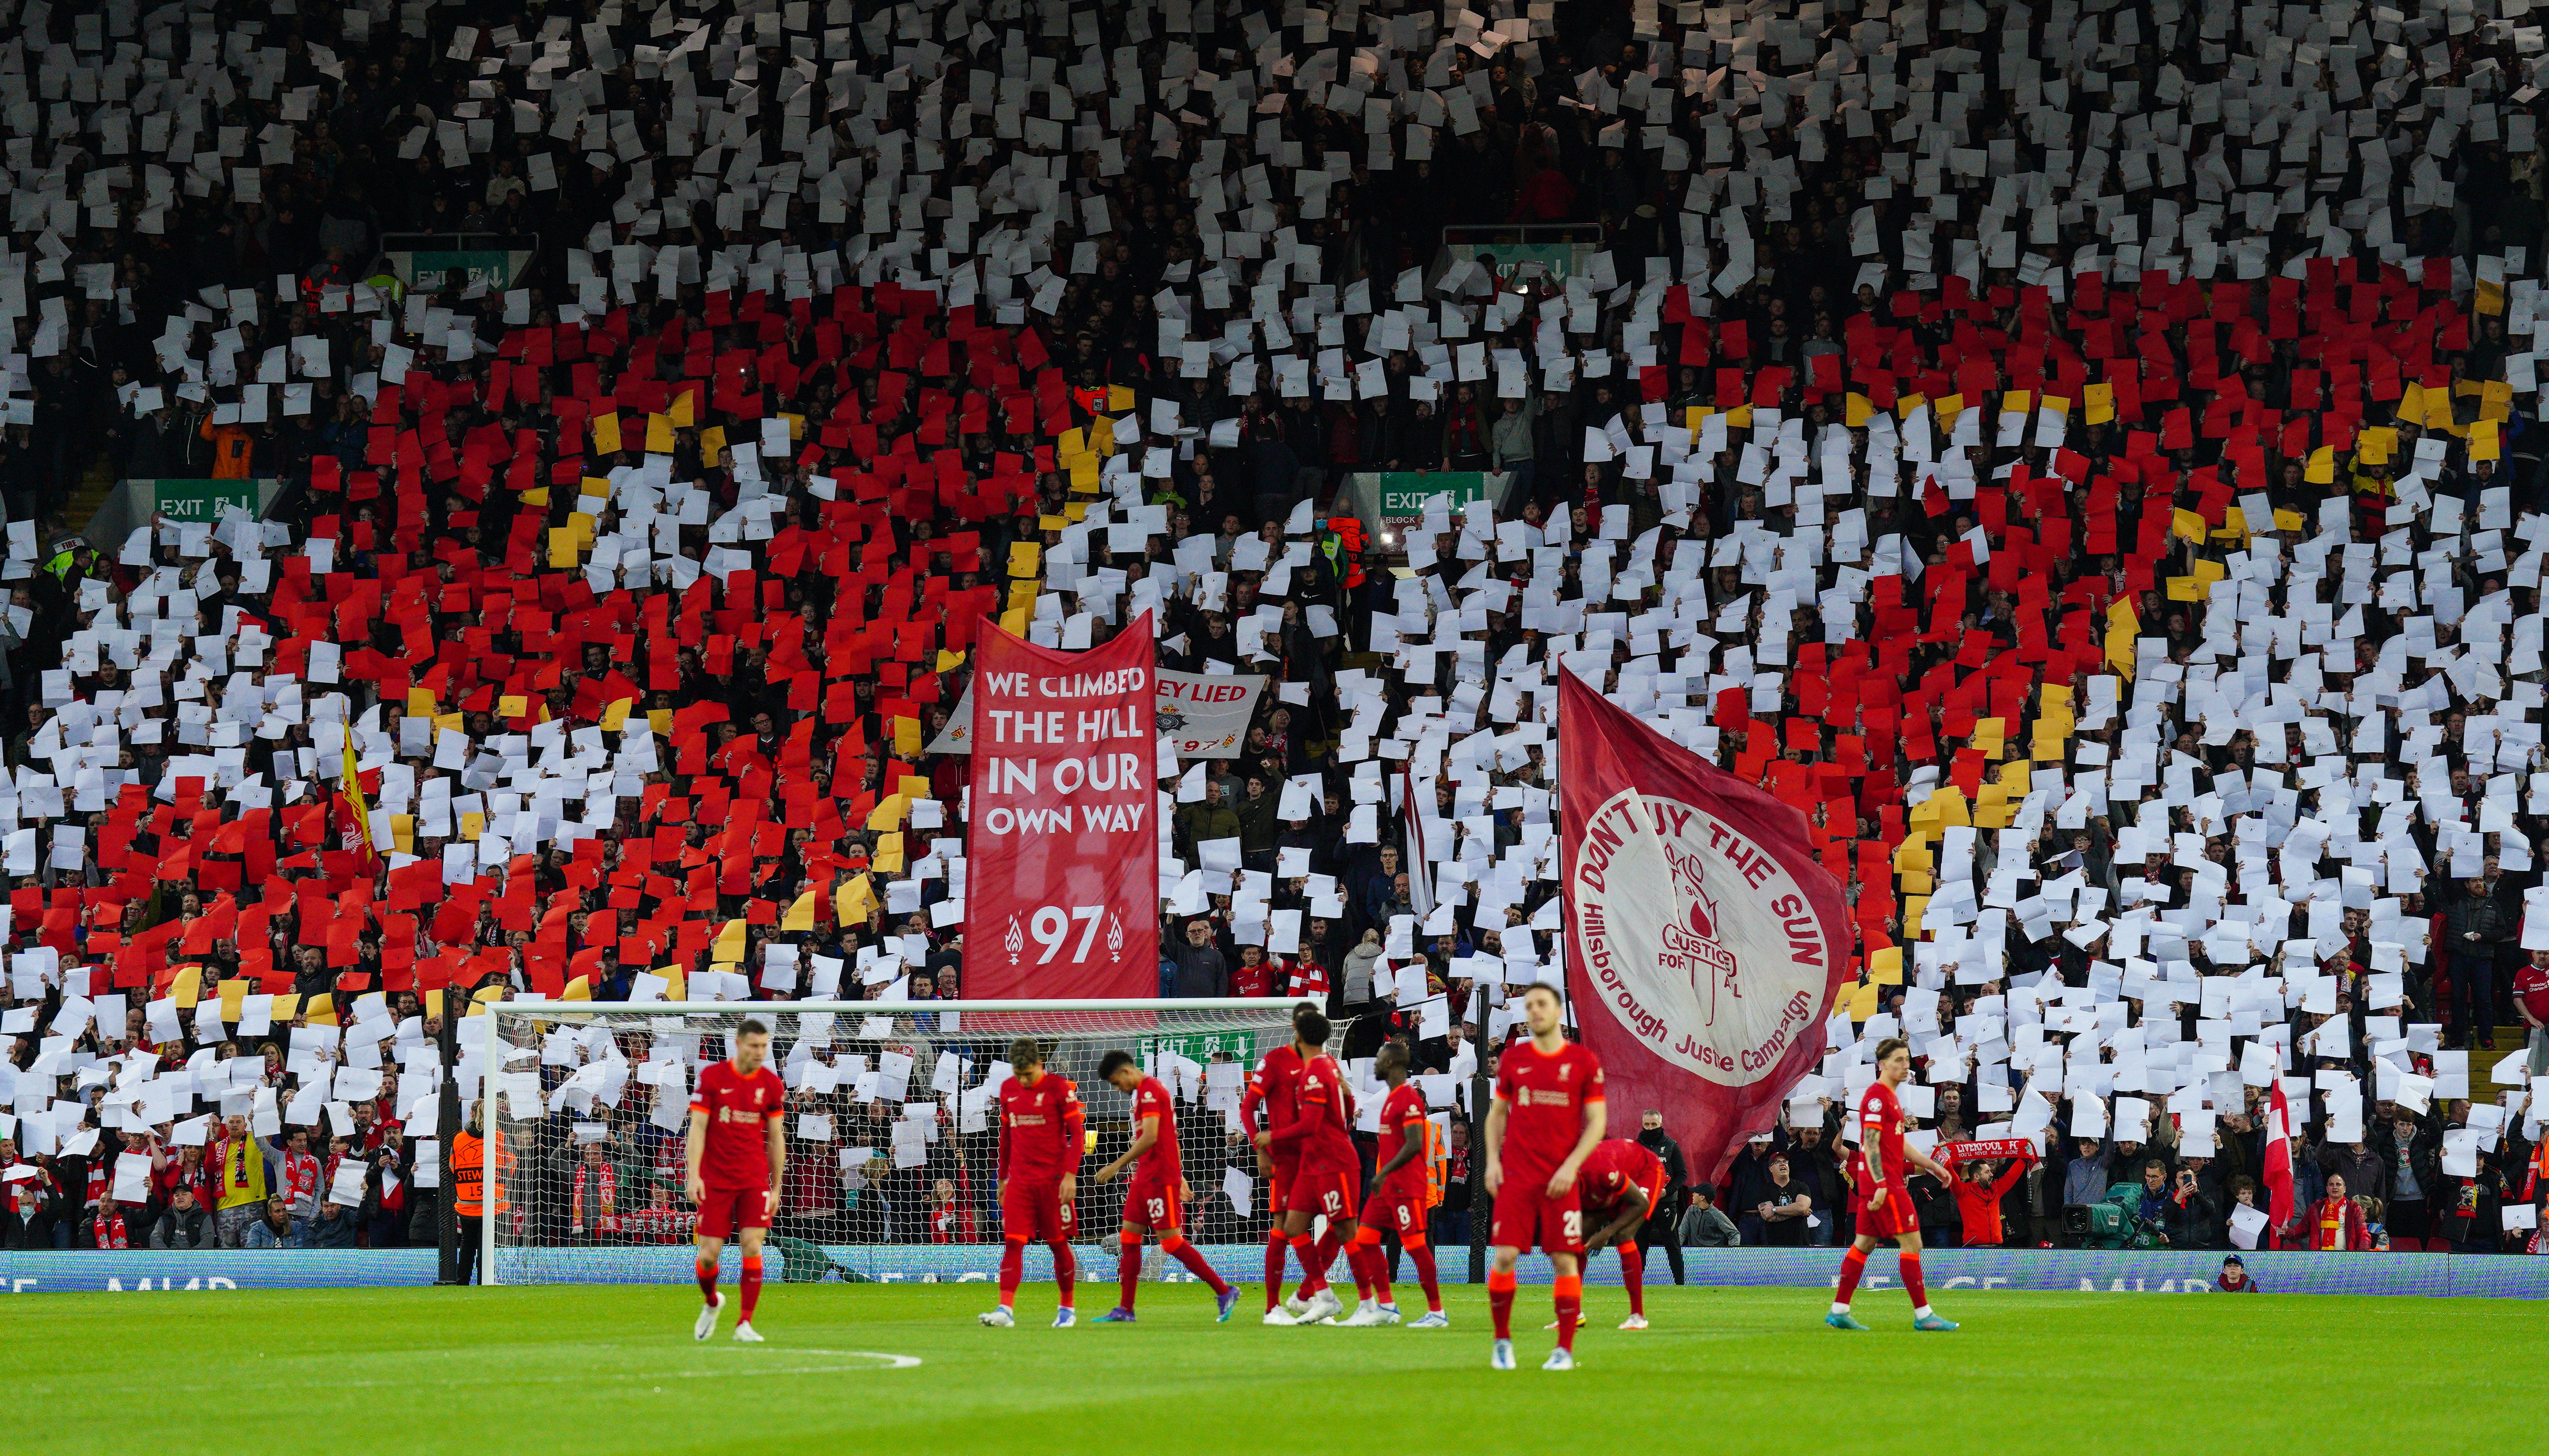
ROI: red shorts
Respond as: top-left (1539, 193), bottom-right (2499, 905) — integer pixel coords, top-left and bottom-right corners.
top-left (1123, 1175), bottom-right (1183, 1233)
top-left (1371, 1186), bottom-right (1429, 1240)
top-left (695, 1184), bottom-right (772, 1239)
top-left (1857, 1185), bottom-right (1916, 1240)
top-left (1283, 1167), bottom-right (1360, 1222)
top-left (1001, 1178), bottom-right (1076, 1243)
top-left (1267, 1162), bottom-right (1294, 1216)
top-left (1491, 1181), bottom-right (1584, 1255)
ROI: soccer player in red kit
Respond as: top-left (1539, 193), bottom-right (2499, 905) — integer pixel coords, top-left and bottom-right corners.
top-left (1573, 1137), bottom-right (1666, 1330)
top-left (1266, 1009), bottom-right (1382, 1326)
top-left (1240, 1003), bottom-right (1328, 1318)
top-left (1365, 1040), bottom-right (1447, 1327)
top-left (1486, 982), bottom-right (1605, 1371)
top-left (685, 1017), bottom-right (786, 1342)
top-left (982, 1036), bottom-right (1086, 1328)
top-left (1829, 1037), bottom-right (1959, 1331)
top-left (1089, 1049), bottom-right (1241, 1323)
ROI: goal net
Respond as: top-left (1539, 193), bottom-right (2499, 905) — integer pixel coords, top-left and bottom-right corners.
top-left (478, 999), bottom-right (1308, 1286)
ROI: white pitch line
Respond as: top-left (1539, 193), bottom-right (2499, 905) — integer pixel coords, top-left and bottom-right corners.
top-left (62, 1351), bottom-right (923, 1397)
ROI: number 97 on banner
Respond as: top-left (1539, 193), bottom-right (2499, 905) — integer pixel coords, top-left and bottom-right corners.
top-left (1004, 904), bottom-right (1128, 966)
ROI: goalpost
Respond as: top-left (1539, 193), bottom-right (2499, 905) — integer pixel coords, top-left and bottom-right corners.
top-left (476, 999), bottom-right (1307, 1287)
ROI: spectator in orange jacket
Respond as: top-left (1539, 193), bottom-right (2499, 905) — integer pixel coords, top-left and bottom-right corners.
top-left (198, 414), bottom-right (253, 479)
top-left (1949, 1151), bottom-right (2034, 1248)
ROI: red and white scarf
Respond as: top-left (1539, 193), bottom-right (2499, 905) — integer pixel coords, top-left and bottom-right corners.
top-left (571, 1163), bottom-right (618, 1231)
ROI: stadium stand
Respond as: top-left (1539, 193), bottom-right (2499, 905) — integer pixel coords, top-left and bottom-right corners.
top-left (0, 0), bottom-right (2545, 1261)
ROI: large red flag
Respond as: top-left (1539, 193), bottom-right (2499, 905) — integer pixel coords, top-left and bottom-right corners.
top-left (1558, 668), bottom-right (1852, 1183)
top-left (963, 613), bottom-right (1159, 999)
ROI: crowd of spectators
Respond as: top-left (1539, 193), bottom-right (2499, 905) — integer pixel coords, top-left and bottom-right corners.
top-left (1, 0), bottom-right (2547, 1261)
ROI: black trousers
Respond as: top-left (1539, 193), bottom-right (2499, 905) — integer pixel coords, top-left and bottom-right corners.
top-left (1639, 1211), bottom-right (1685, 1284)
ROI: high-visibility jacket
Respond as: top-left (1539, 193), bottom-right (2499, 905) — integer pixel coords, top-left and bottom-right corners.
top-left (451, 1130), bottom-right (486, 1218)
top-left (1420, 1117), bottom-right (1448, 1210)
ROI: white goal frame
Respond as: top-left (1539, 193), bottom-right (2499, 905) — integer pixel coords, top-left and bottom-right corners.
top-left (478, 998), bottom-right (1302, 1286)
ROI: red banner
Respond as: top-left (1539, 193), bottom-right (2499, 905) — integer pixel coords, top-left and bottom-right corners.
top-left (1941, 1139), bottom-right (2039, 1165)
top-left (1559, 668), bottom-right (1851, 1183)
top-left (964, 614), bottom-right (1159, 999)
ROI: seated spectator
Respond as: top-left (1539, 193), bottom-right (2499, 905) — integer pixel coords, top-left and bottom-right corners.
top-left (244, 1200), bottom-right (295, 1252)
top-left (1678, 1184), bottom-right (1740, 1250)
top-left (304, 1201), bottom-right (361, 1250)
top-left (92, 1197), bottom-right (132, 1252)
top-left (150, 1188), bottom-right (211, 1251)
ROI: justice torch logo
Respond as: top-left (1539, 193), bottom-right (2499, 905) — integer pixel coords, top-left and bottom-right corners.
top-left (1659, 842), bottom-right (1741, 1027)
top-left (1572, 789), bottom-right (1829, 1087)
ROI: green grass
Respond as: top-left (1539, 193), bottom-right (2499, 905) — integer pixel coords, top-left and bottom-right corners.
top-left (16, 1281), bottom-right (2541, 1454)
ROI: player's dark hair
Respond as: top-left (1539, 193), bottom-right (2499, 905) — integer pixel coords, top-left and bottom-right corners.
top-left (1375, 1040), bottom-right (1410, 1073)
top-left (1524, 981), bottom-right (1562, 1005)
top-left (1097, 1049), bottom-right (1136, 1079)
top-left (1296, 1009), bottom-right (1331, 1046)
top-left (1008, 1035), bottom-right (1043, 1069)
top-left (1873, 1036), bottom-right (1908, 1063)
top-left (1291, 1000), bottom-right (1319, 1027)
top-left (738, 1018), bottom-right (770, 1040)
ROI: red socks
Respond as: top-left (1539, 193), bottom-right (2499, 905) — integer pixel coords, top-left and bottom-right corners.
top-left (695, 1255), bottom-right (719, 1305)
top-left (1263, 1231), bottom-right (1288, 1311)
top-left (1834, 1245), bottom-right (1868, 1307)
top-left (1488, 1268), bottom-right (1518, 1339)
top-left (1296, 1225), bottom-right (1342, 1301)
top-left (1359, 1235), bottom-right (1391, 1307)
top-left (1899, 1250), bottom-right (1927, 1310)
top-left (738, 1255), bottom-right (763, 1322)
top-left (1162, 1235), bottom-right (1231, 1297)
top-left (999, 1238), bottom-right (1076, 1310)
top-left (1346, 1228), bottom-right (1393, 1306)
top-left (1553, 1275), bottom-right (1582, 1351)
top-left (1344, 1242), bottom-right (1375, 1302)
top-left (1620, 1242), bottom-right (1645, 1317)
top-left (998, 1237), bottom-right (1025, 1307)
top-left (1118, 1236), bottom-right (1143, 1311)
top-left (1049, 1240), bottom-right (1076, 1307)
top-left (1406, 1238), bottom-right (1443, 1313)
top-left (1288, 1234), bottom-right (1326, 1296)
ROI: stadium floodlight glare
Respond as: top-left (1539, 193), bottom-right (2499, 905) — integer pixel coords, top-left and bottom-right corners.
top-left (477, 999), bottom-right (1306, 1286)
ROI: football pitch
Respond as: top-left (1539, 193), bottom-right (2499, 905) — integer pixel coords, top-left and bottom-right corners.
top-left (17, 1281), bottom-right (2540, 1453)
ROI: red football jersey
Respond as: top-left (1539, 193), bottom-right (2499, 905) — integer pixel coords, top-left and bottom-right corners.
top-left (1130, 1074), bottom-right (1180, 1182)
top-left (1576, 1138), bottom-right (1663, 1212)
top-left (1857, 1079), bottom-right (1907, 1188)
top-left (1492, 1038), bottom-right (1603, 1185)
top-left (1375, 1082), bottom-right (1431, 1197)
top-left (1248, 1044), bottom-right (1307, 1170)
top-left (996, 1071), bottom-right (1084, 1183)
top-left (1290, 1053), bottom-right (1360, 1174)
top-left (689, 1058), bottom-right (786, 1189)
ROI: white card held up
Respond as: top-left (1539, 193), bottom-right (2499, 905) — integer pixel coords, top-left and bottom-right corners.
top-left (2228, 1203), bottom-right (2270, 1249)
